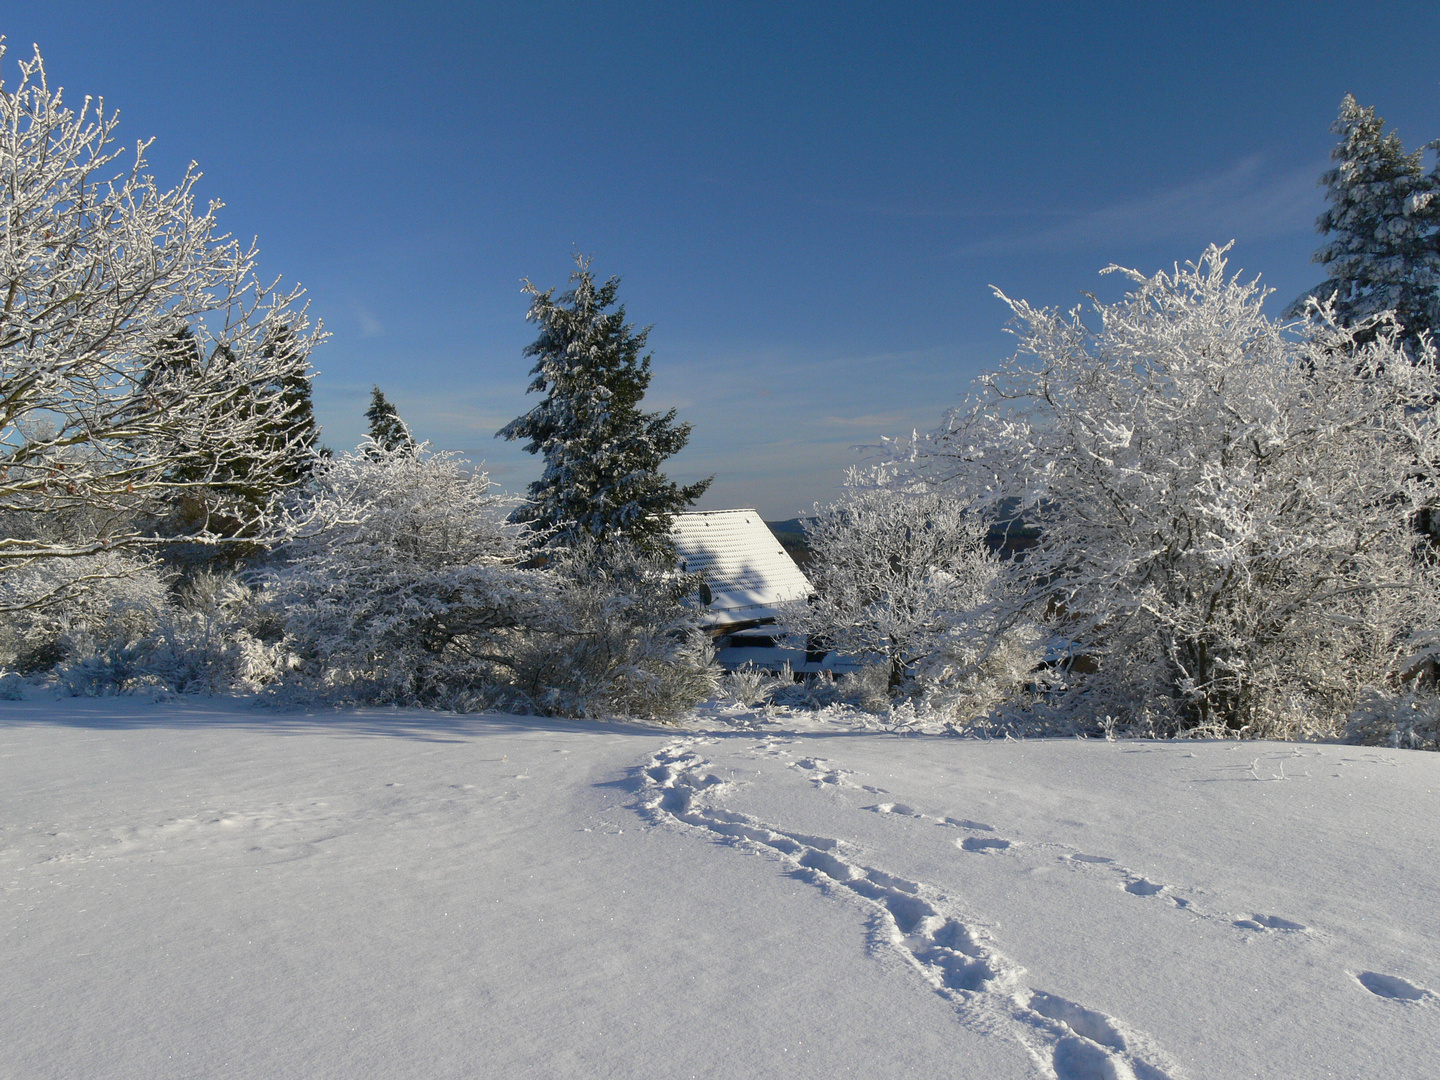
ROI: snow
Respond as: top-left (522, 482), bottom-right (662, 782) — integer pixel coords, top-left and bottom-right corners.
top-left (671, 509), bottom-right (811, 625)
top-left (2, 698), bottom-right (1436, 1079)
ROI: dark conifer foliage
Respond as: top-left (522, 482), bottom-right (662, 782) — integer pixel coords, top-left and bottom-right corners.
top-left (365, 386), bottom-right (416, 454)
top-left (139, 323), bottom-right (322, 553)
top-left (498, 255), bottom-right (710, 553)
top-left (1294, 95), bottom-right (1440, 355)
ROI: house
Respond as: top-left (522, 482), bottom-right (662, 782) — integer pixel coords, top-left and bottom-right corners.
top-left (670, 509), bottom-right (858, 674)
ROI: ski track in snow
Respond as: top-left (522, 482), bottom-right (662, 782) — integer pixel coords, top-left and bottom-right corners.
top-left (640, 737), bottom-right (1185, 1080)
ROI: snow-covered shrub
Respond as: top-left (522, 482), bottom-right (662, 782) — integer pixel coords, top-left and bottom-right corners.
top-left (262, 443), bottom-right (545, 707)
top-left (128, 572), bottom-right (290, 694)
top-left (5, 564), bottom-right (285, 697)
top-left (765, 667), bottom-right (849, 710)
top-left (718, 662), bottom-right (776, 708)
top-left (839, 661), bottom-right (895, 713)
top-left (0, 548), bottom-right (291, 696)
top-left (912, 621), bottom-right (1052, 732)
top-left (499, 539), bottom-right (719, 721)
top-left (1344, 691), bottom-right (1440, 751)
top-left (780, 481), bottom-right (1000, 689)
top-left (0, 553), bottom-right (171, 673)
top-left (903, 244), bottom-right (1440, 738)
top-left (777, 480), bottom-right (1043, 725)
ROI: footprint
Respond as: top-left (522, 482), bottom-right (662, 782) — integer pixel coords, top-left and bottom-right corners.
top-left (791, 758), bottom-right (854, 788)
top-left (960, 836), bottom-right (1011, 853)
top-left (1069, 853), bottom-right (1113, 864)
top-left (1354, 971), bottom-right (1434, 1002)
top-left (1233, 914), bottom-right (1307, 932)
top-left (1052, 1034), bottom-right (1132, 1080)
top-left (798, 848), bottom-right (858, 882)
top-left (866, 805), bottom-right (998, 831)
top-left (867, 802), bottom-right (922, 818)
top-left (1123, 878), bottom-right (1165, 897)
top-left (1029, 992), bottom-right (1128, 1051)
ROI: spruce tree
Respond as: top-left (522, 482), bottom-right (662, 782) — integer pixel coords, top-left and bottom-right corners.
top-left (497, 255), bottom-right (711, 553)
top-left (254, 323), bottom-right (324, 486)
top-left (139, 323), bottom-right (322, 554)
top-left (365, 386), bottom-right (416, 453)
top-left (1293, 95), bottom-right (1440, 355)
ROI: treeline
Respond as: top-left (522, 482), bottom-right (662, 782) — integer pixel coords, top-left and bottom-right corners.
top-left (779, 98), bottom-right (1440, 749)
top-left (0, 45), bottom-right (713, 719)
top-left (2, 43), bottom-right (1437, 747)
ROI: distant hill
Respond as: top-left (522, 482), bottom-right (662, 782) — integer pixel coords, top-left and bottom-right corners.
top-left (764, 518), bottom-right (813, 569)
top-left (766, 509), bottom-right (1038, 571)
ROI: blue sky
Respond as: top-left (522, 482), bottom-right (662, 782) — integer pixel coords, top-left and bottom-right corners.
top-left (5, 2), bottom-right (1439, 518)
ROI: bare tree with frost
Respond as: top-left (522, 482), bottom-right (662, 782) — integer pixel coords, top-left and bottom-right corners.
top-left (780, 479), bottom-right (998, 690)
top-left (904, 245), bottom-right (1440, 737)
top-left (0, 42), bottom-right (322, 607)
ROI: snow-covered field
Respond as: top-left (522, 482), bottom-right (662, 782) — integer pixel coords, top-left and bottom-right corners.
top-left (2, 698), bottom-right (1436, 1080)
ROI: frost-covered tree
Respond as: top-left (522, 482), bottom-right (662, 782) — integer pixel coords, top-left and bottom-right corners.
top-left (364, 386), bottom-right (415, 454)
top-left (907, 245), bottom-right (1440, 737)
top-left (264, 443), bottom-right (546, 706)
top-left (780, 480), bottom-right (1000, 691)
top-left (497, 255), bottom-right (710, 553)
top-left (263, 443), bottom-right (714, 717)
top-left (1292, 95), bottom-right (1440, 354)
top-left (501, 538), bottom-right (718, 721)
top-left (140, 324), bottom-right (322, 551)
top-left (0, 43), bottom-right (323, 598)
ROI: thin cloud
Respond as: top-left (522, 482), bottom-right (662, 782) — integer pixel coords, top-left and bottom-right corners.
top-left (955, 155), bottom-right (1324, 259)
top-left (354, 304), bottom-right (385, 338)
top-left (821, 410), bottom-right (928, 429)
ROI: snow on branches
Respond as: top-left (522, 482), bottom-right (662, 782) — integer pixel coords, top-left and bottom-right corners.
top-left (0, 42), bottom-right (323, 587)
top-left (906, 244), bottom-right (1440, 736)
top-left (498, 255), bottom-right (709, 554)
top-left (782, 480), bottom-right (997, 688)
top-left (263, 443), bottom-right (543, 706)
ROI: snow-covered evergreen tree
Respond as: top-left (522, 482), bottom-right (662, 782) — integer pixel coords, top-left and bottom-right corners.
top-left (906, 245), bottom-right (1440, 738)
top-left (1293, 95), bottom-right (1440, 354)
top-left (497, 255), bottom-right (710, 553)
top-left (364, 386), bottom-right (415, 454)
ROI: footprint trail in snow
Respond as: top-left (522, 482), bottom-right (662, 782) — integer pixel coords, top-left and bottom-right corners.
top-left (782, 742), bottom-right (1431, 1017)
top-left (867, 793), bottom-right (1314, 938)
top-left (640, 738), bottom-right (1183, 1080)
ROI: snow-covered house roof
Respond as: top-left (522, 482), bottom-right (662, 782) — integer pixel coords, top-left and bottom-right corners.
top-left (671, 509), bottom-right (811, 627)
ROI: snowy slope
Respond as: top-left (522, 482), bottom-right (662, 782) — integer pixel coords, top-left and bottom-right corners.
top-left (1, 698), bottom-right (1436, 1080)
